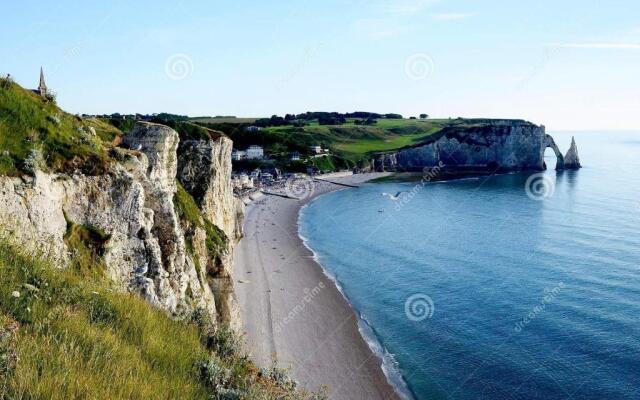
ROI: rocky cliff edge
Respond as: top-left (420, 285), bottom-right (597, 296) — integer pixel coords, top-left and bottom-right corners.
top-left (0, 121), bottom-right (244, 327)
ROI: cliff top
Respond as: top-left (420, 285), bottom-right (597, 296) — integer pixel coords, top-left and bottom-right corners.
top-left (215, 117), bottom-right (539, 167)
top-left (0, 78), bottom-right (121, 175)
top-left (0, 80), bottom-right (229, 177)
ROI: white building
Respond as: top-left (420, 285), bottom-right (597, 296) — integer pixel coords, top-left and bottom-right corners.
top-left (246, 145), bottom-right (264, 160)
top-left (232, 173), bottom-right (254, 189)
top-left (231, 150), bottom-right (246, 161)
top-left (244, 126), bottom-right (262, 133)
top-left (309, 145), bottom-right (322, 154)
top-left (290, 151), bottom-right (301, 161)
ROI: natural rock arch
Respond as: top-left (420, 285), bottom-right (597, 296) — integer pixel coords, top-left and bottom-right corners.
top-left (542, 134), bottom-right (564, 170)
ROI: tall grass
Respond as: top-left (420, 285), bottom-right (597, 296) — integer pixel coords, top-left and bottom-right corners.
top-left (0, 238), bottom-right (322, 399)
top-left (0, 239), bottom-right (210, 399)
top-left (0, 78), bottom-right (118, 175)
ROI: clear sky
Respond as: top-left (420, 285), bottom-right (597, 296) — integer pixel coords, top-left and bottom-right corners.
top-left (2, 0), bottom-right (639, 130)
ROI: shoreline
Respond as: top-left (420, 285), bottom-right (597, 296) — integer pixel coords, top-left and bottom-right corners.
top-left (232, 173), bottom-right (406, 400)
top-left (297, 205), bottom-right (415, 400)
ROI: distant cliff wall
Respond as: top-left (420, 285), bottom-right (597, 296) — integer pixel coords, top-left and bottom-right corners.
top-left (374, 120), bottom-right (575, 173)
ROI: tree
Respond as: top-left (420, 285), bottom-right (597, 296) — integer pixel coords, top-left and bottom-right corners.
top-left (420, 114), bottom-right (429, 119)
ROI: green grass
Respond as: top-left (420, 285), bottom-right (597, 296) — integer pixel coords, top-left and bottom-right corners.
top-left (0, 78), bottom-right (118, 176)
top-left (0, 237), bottom-right (321, 399)
top-left (333, 126), bottom-right (441, 154)
top-left (259, 119), bottom-right (444, 161)
top-left (0, 238), bottom-right (210, 399)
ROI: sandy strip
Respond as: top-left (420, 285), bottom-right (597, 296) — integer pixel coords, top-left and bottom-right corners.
top-left (233, 173), bottom-right (402, 400)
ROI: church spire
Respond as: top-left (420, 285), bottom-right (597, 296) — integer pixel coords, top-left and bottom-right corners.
top-left (38, 67), bottom-right (47, 98)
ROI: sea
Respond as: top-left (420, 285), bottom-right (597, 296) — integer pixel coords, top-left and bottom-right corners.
top-left (298, 131), bottom-right (640, 399)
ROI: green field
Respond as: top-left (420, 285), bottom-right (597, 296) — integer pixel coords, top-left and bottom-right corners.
top-left (263, 119), bottom-right (447, 157)
top-left (196, 116), bottom-right (466, 171)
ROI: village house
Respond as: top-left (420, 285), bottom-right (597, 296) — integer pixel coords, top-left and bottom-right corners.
top-left (309, 145), bottom-right (322, 154)
top-left (246, 145), bottom-right (264, 160)
top-left (232, 173), bottom-right (254, 189)
top-left (231, 149), bottom-right (247, 161)
top-left (244, 125), bottom-right (262, 133)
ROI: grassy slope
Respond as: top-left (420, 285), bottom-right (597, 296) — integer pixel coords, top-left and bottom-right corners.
top-left (0, 237), bottom-right (318, 399)
top-left (262, 119), bottom-right (447, 160)
top-left (0, 238), bottom-right (210, 399)
top-left (0, 80), bottom-right (317, 399)
top-left (0, 78), bottom-right (120, 175)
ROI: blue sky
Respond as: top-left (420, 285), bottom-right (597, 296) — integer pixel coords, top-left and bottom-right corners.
top-left (2, 0), bottom-right (639, 129)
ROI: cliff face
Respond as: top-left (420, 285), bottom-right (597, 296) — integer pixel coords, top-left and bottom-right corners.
top-left (177, 134), bottom-right (245, 328)
top-left (374, 120), bottom-right (574, 173)
top-left (0, 122), bottom-right (243, 326)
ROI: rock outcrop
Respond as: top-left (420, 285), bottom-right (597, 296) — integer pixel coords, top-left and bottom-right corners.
top-left (0, 122), bottom-right (243, 326)
top-left (177, 131), bottom-right (245, 328)
top-left (563, 136), bottom-right (581, 169)
top-left (374, 120), bottom-right (577, 174)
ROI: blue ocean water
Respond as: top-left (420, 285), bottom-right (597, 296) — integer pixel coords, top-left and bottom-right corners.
top-left (299, 132), bottom-right (640, 399)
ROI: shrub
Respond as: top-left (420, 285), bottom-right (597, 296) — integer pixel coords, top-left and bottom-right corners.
top-left (206, 324), bottom-right (242, 359)
top-left (63, 219), bottom-right (110, 277)
top-left (260, 362), bottom-right (298, 392)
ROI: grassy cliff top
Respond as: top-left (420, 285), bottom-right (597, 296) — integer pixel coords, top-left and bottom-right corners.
top-left (203, 117), bottom-right (536, 170)
top-left (0, 78), bottom-right (121, 176)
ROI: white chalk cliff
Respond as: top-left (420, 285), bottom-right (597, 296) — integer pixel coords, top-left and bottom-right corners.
top-left (0, 122), bottom-right (243, 326)
top-left (374, 120), bottom-right (579, 173)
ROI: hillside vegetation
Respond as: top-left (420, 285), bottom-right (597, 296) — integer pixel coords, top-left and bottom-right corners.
top-left (0, 78), bottom-right (121, 176)
top-left (0, 237), bottom-right (322, 399)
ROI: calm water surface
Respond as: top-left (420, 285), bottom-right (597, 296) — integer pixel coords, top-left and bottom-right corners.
top-left (299, 131), bottom-right (640, 399)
